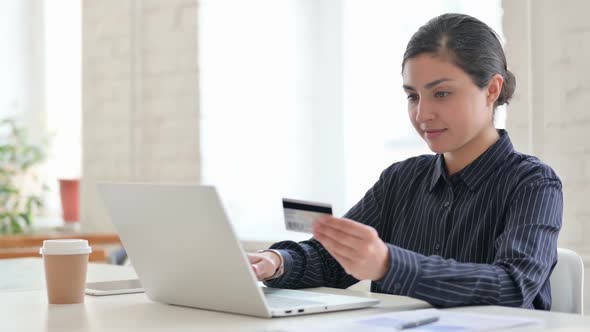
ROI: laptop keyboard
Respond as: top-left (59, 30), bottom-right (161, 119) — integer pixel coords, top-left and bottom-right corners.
top-left (265, 295), bottom-right (322, 308)
top-left (263, 288), bottom-right (324, 308)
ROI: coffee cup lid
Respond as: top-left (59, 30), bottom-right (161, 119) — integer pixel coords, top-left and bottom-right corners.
top-left (39, 239), bottom-right (92, 255)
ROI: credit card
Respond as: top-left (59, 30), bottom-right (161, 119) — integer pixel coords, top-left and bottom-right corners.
top-left (282, 198), bottom-right (333, 233)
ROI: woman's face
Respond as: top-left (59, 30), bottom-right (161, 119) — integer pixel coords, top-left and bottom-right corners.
top-left (402, 54), bottom-right (497, 154)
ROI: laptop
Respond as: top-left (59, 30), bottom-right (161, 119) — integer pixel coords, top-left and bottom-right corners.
top-left (97, 183), bottom-right (380, 318)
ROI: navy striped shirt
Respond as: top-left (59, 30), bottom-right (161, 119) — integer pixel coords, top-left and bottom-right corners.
top-left (265, 130), bottom-right (563, 310)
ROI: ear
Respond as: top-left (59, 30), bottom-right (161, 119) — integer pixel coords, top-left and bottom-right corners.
top-left (486, 74), bottom-right (504, 107)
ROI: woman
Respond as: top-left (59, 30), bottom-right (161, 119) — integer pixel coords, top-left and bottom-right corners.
top-left (248, 13), bottom-right (562, 310)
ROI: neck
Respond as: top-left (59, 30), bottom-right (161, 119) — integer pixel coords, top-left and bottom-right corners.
top-left (443, 127), bottom-right (500, 175)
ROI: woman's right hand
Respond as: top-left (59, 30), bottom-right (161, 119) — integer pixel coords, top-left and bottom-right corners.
top-left (248, 251), bottom-right (281, 281)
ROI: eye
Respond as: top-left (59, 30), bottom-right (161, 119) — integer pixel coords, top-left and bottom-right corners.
top-left (406, 94), bottom-right (419, 103)
top-left (434, 91), bottom-right (450, 98)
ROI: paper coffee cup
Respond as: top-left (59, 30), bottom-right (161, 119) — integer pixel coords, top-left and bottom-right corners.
top-left (40, 239), bottom-right (92, 304)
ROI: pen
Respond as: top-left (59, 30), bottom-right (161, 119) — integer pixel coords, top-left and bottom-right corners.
top-left (399, 316), bottom-right (439, 329)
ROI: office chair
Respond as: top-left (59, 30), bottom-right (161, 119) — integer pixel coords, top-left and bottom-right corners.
top-left (108, 246), bottom-right (128, 265)
top-left (349, 248), bottom-right (585, 314)
top-left (550, 248), bottom-right (584, 314)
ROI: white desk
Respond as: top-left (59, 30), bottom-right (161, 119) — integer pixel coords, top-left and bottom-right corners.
top-left (2, 258), bottom-right (589, 331)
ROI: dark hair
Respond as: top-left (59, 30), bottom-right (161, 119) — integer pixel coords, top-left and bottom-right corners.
top-left (402, 13), bottom-right (515, 108)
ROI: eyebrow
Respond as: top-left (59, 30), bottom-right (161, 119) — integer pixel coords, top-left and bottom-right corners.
top-left (403, 78), bottom-right (453, 91)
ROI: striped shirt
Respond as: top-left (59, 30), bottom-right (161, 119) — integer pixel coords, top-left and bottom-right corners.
top-left (265, 130), bottom-right (563, 310)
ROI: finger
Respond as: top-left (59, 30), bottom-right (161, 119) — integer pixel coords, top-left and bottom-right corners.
top-left (248, 255), bottom-right (269, 280)
top-left (314, 221), bottom-right (366, 249)
top-left (322, 246), bottom-right (355, 274)
top-left (331, 251), bottom-right (354, 267)
top-left (252, 262), bottom-right (272, 280)
top-left (255, 255), bottom-right (279, 279)
top-left (315, 216), bottom-right (375, 240)
top-left (250, 262), bottom-right (263, 280)
top-left (251, 262), bottom-right (260, 277)
top-left (248, 254), bottom-right (263, 264)
top-left (314, 229), bottom-right (359, 260)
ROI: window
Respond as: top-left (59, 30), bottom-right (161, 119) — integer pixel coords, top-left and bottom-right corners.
top-left (0, 2), bottom-right (81, 222)
top-left (43, 2), bottom-right (82, 218)
top-left (199, 0), bottom-right (505, 240)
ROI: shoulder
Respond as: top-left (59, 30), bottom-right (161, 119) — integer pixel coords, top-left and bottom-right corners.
top-left (502, 152), bottom-right (562, 191)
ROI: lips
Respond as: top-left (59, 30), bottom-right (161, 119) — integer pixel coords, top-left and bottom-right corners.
top-left (424, 128), bottom-right (447, 139)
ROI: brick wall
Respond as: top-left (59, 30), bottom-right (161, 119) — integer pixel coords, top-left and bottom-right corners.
top-left (505, 0), bottom-right (590, 250)
top-left (504, 0), bottom-right (590, 313)
top-left (82, 0), bottom-right (200, 232)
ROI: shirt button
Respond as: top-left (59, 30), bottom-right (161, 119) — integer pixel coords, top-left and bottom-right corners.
top-left (434, 243), bottom-right (441, 251)
top-left (443, 201), bottom-right (450, 208)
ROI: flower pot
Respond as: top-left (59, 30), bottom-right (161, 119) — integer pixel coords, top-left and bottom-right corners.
top-left (59, 179), bottom-right (80, 223)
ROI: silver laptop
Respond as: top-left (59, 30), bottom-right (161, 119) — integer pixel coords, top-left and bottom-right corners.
top-left (97, 183), bottom-right (379, 318)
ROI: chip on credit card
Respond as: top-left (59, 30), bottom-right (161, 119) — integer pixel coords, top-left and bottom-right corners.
top-left (282, 198), bottom-right (333, 233)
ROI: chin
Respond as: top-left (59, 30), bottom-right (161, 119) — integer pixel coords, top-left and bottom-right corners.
top-left (426, 143), bottom-right (448, 154)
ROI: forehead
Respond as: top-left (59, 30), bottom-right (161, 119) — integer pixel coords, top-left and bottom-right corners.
top-left (402, 54), bottom-right (469, 87)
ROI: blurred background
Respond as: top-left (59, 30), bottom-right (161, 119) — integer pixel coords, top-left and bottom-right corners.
top-left (0, 0), bottom-right (589, 312)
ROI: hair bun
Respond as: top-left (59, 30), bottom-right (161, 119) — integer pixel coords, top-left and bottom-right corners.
top-left (497, 69), bottom-right (516, 106)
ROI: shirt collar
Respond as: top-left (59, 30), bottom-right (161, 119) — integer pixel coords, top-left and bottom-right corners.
top-left (429, 130), bottom-right (514, 192)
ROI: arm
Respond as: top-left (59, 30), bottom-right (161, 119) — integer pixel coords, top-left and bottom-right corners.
top-left (263, 164), bottom-right (396, 289)
top-left (262, 239), bottom-right (359, 289)
top-left (375, 178), bottom-right (562, 308)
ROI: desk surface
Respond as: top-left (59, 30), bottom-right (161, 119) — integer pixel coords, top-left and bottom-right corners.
top-left (1, 258), bottom-right (589, 331)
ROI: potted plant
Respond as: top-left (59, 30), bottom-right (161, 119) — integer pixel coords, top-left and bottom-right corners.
top-left (0, 118), bottom-right (48, 234)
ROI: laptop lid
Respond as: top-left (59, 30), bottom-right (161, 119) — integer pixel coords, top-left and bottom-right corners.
top-left (97, 183), bottom-right (272, 317)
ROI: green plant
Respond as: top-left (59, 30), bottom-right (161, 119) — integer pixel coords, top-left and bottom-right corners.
top-left (0, 119), bottom-right (48, 234)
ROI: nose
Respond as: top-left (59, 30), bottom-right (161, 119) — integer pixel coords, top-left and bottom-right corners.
top-left (414, 100), bottom-right (435, 123)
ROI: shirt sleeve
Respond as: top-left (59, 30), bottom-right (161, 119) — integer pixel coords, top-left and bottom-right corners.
top-left (264, 163), bottom-right (398, 289)
top-left (373, 177), bottom-right (563, 309)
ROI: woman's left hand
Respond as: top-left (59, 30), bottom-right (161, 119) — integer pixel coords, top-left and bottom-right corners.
top-left (313, 216), bottom-right (390, 281)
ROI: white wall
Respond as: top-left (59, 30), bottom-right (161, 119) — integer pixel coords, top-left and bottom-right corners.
top-left (503, 0), bottom-right (590, 314)
top-left (82, 0), bottom-right (200, 232)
